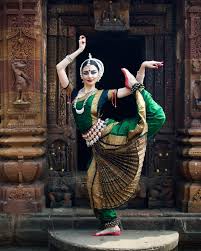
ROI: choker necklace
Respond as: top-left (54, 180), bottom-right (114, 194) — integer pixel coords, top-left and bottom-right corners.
top-left (73, 88), bottom-right (97, 114)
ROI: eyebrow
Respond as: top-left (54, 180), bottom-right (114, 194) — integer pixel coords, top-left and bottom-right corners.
top-left (83, 70), bottom-right (98, 73)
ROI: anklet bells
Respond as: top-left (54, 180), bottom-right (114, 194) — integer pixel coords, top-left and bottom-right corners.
top-left (121, 68), bottom-right (144, 93)
top-left (130, 82), bottom-right (145, 93)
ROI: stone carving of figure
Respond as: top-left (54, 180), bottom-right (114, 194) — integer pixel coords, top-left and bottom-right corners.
top-left (47, 171), bottom-right (72, 208)
top-left (47, 143), bottom-right (72, 208)
top-left (193, 80), bottom-right (201, 108)
top-left (11, 59), bottom-right (31, 104)
top-left (149, 178), bottom-right (174, 205)
top-left (192, 59), bottom-right (201, 73)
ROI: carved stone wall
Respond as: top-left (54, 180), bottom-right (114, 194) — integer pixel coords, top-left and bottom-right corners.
top-left (0, 0), bottom-right (47, 213)
top-left (176, 0), bottom-right (201, 212)
top-left (1, 0), bottom-right (198, 213)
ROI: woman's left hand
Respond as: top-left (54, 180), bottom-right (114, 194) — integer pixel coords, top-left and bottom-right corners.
top-left (142, 61), bottom-right (163, 69)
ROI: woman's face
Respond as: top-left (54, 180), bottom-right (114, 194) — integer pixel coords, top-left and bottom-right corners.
top-left (81, 64), bottom-right (99, 86)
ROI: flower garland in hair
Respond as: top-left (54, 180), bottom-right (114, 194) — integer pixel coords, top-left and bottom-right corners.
top-left (80, 53), bottom-right (104, 82)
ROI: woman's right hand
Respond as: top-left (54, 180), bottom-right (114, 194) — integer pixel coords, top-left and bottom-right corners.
top-left (79, 35), bottom-right (86, 52)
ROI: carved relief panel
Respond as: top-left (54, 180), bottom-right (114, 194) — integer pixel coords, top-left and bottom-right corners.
top-left (189, 10), bottom-right (201, 122)
top-left (0, 0), bottom-right (47, 213)
top-left (2, 0), bottom-right (46, 129)
top-left (94, 0), bottom-right (130, 31)
top-left (175, 1), bottom-right (201, 213)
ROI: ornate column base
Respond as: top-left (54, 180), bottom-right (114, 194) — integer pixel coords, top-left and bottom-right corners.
top-left (177, 182), bottom-right (201, 213)
top-left (177, 130), bottom-right (201, 212)
top-left (0, 182), bottom-right (44, 213)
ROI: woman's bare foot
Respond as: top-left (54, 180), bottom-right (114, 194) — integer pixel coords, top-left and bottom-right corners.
top-left (121, 68), bottom-right (138, 89)
top-left (94, 225), bottom-right (121, 236)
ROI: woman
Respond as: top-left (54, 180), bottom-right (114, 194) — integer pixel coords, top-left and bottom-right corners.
top-left (56, 35), bottom-right (165, 236)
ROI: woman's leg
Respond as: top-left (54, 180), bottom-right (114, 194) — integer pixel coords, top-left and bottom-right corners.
top-left (94, 208), bottom-right (121, 236)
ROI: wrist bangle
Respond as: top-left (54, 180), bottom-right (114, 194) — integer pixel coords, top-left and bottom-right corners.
top-left (66, 55), bottom-right (73, 63)
top-left (130, 82), bottom-right (144, 94)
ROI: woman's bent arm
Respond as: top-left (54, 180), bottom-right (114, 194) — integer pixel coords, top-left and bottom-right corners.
top-left (56, 35), bottom-right (86, 88)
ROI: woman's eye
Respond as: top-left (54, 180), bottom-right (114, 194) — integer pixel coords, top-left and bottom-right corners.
top-left (83, 70), bottom-right (97, 75)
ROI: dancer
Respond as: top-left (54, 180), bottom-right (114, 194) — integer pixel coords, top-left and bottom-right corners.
top-left (56, 35), bottom-right (165, 236)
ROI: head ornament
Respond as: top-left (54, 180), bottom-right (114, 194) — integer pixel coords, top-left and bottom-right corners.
top-left (80, 53), bottom-right (104, 82)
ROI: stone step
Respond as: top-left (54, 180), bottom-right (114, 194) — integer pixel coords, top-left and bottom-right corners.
top-left (48, 230), bottom-right (179, 251)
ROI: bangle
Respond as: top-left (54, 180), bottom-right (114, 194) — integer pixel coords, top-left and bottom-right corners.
top-left (130, 82), bottom-right (144, 94)
top-left (66, 55), bottom-right (73, 63)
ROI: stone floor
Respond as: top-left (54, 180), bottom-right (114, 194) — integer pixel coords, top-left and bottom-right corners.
top-left (49, 230), bottom-right (179, 251)
top-left (1, 208), bottom-right (201, 250)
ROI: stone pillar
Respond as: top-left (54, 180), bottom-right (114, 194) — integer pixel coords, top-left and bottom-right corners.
top-left (177, 0), bottom-right (201, 212)
top-left (0, 0), bottom-right (47, 213)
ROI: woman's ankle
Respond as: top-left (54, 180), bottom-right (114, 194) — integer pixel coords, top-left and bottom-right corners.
top-left (94, 225), bottom-right (121, 236)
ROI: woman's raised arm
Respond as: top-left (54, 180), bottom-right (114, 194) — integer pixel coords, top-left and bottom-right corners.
top-left (56, 35), bottom-right (86, 89)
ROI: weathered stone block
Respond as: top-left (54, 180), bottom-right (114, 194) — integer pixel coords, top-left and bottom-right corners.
top-left (0, 182), bottom-right (45, 213)
top-left (177, 182), bottom-right (201, 212)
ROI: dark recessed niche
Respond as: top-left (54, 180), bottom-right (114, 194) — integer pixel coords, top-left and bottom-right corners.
top-left (23, 2), bottom-right (36, 10)
top-left (6, 3), bottom-right (19, 10)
